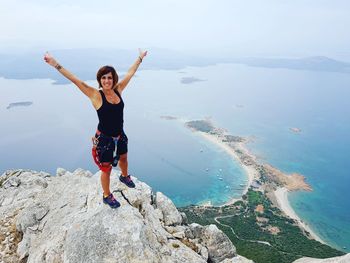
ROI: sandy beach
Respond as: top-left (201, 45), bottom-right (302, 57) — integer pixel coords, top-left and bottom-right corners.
top-left (191, 126), bottom-right (325, 243)
top-left (180, 118), bottom-right (331, 247)
top-left (274, 187), bottom-right (325, 244)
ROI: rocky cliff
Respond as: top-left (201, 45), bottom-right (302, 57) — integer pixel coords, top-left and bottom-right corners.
top-left (0, 168), bottom-right (252, 263)
top-left (0, 168), bottom-right (348, 263)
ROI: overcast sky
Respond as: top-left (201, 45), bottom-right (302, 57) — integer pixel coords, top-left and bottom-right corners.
top-left (1, 0), bottom-right (349, 58)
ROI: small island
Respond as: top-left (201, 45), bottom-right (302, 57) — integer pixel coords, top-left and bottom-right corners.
top-left (181, 119), bottom-right (345, 263)
top-left (290, 127), bottom-right (302, 133)
top-left (160, 115), bottom-right (178, 120)
top-left (181, 77), bottom-right (206, 84)
top-left (6, 101), bottom-right (33, 109)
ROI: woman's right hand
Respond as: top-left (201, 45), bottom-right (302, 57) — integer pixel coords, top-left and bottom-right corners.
top-left (44, 52), bottom-right (58, 67)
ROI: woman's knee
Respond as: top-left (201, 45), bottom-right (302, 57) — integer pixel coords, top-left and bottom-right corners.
top-left (100, 162), bottom-right (112, 175)
top-left (119, 153), bottom-right (128, 162)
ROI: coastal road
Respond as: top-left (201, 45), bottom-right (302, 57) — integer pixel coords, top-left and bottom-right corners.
top-left (214, 215), bottom-right (272, 246)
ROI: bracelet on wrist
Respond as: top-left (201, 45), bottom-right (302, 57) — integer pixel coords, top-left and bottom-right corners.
top-left (138, 56), bottom-right (143, 63)
top-left (55, 63), bottom-right (62, 70)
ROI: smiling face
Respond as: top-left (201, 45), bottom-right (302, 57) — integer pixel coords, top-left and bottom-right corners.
top-left (101, 72), bottom-right (114, 90)
top-left (96, 65), bottom-right (118, 89)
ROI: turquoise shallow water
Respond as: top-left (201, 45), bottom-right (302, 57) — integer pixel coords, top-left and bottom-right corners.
top-left (1, 63), bottom-right (349, 251)
top-left (126, 115), bottom-right (247, 206)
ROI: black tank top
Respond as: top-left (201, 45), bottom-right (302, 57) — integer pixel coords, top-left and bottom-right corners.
top-left (97, 89), bottom-right (124, 137)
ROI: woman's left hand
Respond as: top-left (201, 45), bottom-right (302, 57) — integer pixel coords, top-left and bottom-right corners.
top-left (138, 48), bottom-right (148, 60)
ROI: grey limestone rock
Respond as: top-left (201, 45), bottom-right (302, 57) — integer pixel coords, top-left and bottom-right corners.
top-left (56, 167), bottom-right (67, 176)
top-left (18, 172), bottom-right (48, 188)
top-left (198, 244), bottom-right (209, 261)
top-left (202, 224), bottom-right (236, 263)
top-left (189, 222), bottom-right (204, 238)
top-left (172, 231), bottom-right (186, 239)
top-left (64, 205), bottom-right (160, 262)
top-left (164, 225), bottom-right (186, 235)
top-left (293, 253), bottom-right (350, 263)
top-left (185, 226), bottom-right (195, 239)
top-left (2, 176), bottom-right (21, 189)
top-left (117, 177), bottom-right (153, 209)
top-left (188, 223), bottom-right (236, 263)
top-left (155, 191), bottom-right (183, 226)
top-left (73, 168), bottom-right (93, 177)
top-left (0, 168), bottom-right (242, 263)
top-left (38, 171), bottom-right (51, 178)
top-left (220, 255), bottom-right (255, 263)
top-left (180, 211), bottom-right (188, 224)
top-left (16, 203), bottom-right (49, 232)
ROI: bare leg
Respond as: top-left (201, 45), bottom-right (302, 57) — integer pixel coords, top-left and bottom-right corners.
top-left (119, 153), bottom-right (128, 176)
top-left (100, 164), bottom-right (112, 196)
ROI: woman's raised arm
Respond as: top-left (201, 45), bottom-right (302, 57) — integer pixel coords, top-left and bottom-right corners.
top-left (44, 52), bottom-right (98, 100)
top-left (116, 49), bottom-right (148, 93)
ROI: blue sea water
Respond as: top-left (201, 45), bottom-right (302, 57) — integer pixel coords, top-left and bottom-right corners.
top-left (0, 63), bottom-right (349, 251)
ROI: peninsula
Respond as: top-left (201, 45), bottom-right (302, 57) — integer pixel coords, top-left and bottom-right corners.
top-left (179, 119), bottom-right (345, 263)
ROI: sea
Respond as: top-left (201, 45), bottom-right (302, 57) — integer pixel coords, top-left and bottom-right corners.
top-left (0, 63), bottom-right (349, 252)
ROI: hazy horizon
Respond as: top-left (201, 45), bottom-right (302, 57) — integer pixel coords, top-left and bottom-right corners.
top-left (1, 1), bottom-right (350, 60)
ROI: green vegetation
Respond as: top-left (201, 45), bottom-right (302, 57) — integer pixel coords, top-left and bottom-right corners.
top-left (223, 135), bottom-right (244, 143)
top-left (185, 120), bottom-right (214, 133)
top-left (179, 189), bottom-right (345, 263)
top-left (256, 165), bottom-right (269, 184)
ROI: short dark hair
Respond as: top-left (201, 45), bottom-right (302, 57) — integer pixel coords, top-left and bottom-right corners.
top-left (96, 66), bottom-right (118, 88)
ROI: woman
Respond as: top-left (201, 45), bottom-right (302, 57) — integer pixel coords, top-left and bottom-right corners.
top-left (44, 49), bottom-right (147, 208)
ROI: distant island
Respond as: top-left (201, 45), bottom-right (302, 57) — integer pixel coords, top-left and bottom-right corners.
top-left (181, 77), bottom-right (206, 84)
top-left (230, 56), bottom-right (350, 73)
top-left (160, 115), bottom-right (178, 120)
top-left (290, 127), bottom-right (302, 133)
top-left (6, 101), bottom-right (33, 109)
top-left (180, 119), bottom-right (345, 263)
top-left (1, 48), bottom-right (349, 84)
